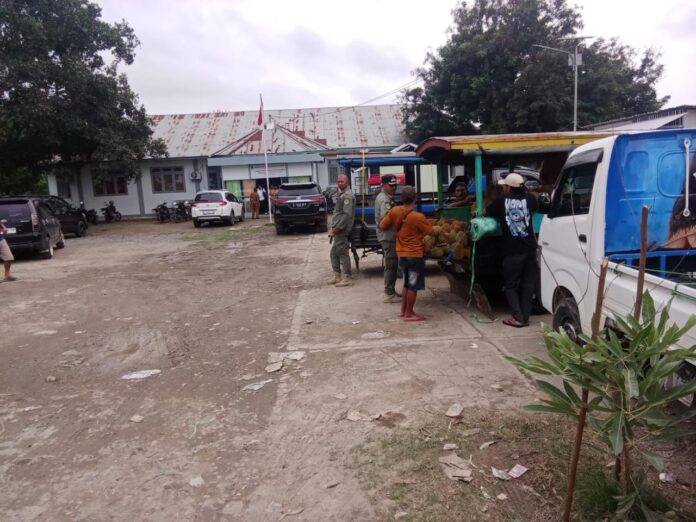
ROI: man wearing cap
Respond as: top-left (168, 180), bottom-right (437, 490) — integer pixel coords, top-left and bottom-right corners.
top-left (329, 173), bottom-right (355, 287)
top-left (375, 174), bottom-right (400, 302)
top-left (486, 173), bottom-right (538, 328)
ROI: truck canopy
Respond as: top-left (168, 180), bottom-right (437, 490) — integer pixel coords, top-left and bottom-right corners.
top-left (605, 129), bottom-right (696, 254)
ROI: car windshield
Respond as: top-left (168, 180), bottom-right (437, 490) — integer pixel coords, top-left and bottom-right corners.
top-left (0, 202), bottom-right (31, 221)
top-left (279, 184), bottom-right (319, 196)
top-left (195, 192), bottom-right (223, 202)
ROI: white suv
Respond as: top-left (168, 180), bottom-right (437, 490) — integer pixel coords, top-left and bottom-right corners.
top-left (191, 190), bottom-right (244, 227)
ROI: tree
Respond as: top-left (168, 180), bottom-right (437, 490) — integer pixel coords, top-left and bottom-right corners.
top-left (401, 0), bottom-right (668, 142)
top-left (0, 0), bottom-right (166, 194)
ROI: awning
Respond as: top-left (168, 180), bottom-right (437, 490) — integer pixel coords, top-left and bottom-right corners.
top-left (416, 131), bottom-right (612, 158)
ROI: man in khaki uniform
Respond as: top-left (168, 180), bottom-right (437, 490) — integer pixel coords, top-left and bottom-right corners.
top-left (329, 173), bottom-right (355, 286)
top-left (374, 174), bottom-right (400, 302)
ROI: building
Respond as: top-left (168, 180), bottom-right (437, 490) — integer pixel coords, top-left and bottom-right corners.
top-left (590, 105), bottom-right (696, 132)
top-left (48, 104), bottom-right (404, 216)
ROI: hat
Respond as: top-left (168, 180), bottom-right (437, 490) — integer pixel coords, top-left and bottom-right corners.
top-left (381, 174), bottom-right (398, 186)
top-left (498, 173), bottom-right (525, 188)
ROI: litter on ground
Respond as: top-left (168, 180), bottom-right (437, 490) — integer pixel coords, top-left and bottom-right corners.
top-left (121, 369), bottom-right (161, 380)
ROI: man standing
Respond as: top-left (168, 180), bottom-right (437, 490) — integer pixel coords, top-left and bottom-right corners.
top-left (379, 186), bottom-right (438, 321)
top-left (0, 221), bottom-right (16, 282)
top-left (375, 174), bottom-right (400, 303)
top-left (250, 186), bottom-right (260, 219)
top-left (257, 185), bottom-right (267, 214)
top-left (486, 173), bottom-right (538, 328)
top-left (329, 173), bottom-right (355, 287)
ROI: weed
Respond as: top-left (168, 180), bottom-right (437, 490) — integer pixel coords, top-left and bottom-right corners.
top-left (179, 225), bottom-right (268, 243)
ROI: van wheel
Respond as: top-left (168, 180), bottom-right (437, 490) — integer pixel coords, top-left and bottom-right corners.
top-left (41, 245), bottom-right (54, 259)
top-left (56, 232), bottom-right (66, 249)
top-left (552, 297), bottom-right (581, 343)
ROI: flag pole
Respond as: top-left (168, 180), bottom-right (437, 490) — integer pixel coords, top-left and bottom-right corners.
top-left (259, 93), bottom-right (273, 223)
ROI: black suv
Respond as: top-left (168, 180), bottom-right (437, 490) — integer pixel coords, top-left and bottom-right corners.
top-left (30, 195), bottom-right (88, 237)
top-left (0, 197), bottom-right (65, 259)
top-left (274, 182), bottom-right (327, 234)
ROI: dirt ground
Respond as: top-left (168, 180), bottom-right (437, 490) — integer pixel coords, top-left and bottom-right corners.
top-left (1, 219), bottom-right (691, 521)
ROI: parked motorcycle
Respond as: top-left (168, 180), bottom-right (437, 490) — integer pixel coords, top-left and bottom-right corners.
top-left (153, 202), bottom-right (171, 223)
top-left (172, 200), bottom-right (191, 222)
top-left (101, 200), bottom-right (122, 223)
top-left (79, 201), bottom-right (99, 225)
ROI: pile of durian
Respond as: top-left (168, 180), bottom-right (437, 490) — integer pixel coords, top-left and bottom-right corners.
top-left (423, 219), bottom-right (471, 261)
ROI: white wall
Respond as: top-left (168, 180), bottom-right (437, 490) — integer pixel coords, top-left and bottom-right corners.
top-left (221, 165), bottom-right (249, 181)
top-left (77, 165), bottom-right (142, 216)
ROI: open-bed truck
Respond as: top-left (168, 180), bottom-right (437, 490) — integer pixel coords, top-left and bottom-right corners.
top-left (540, 129), bottom-right (696, 406)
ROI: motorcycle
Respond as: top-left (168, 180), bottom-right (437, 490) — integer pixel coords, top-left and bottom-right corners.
top-left (153, 202), bottom-right (171, 223)
top-left (101, 200), bottom-right (122, 223)
top-left (172, 200), bottom-right (191, 222)
top-left (79, 201), bottom-right (99, 225)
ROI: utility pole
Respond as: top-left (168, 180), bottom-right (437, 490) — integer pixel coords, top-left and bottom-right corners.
top-left (533, 36), bottom-right (592, 132)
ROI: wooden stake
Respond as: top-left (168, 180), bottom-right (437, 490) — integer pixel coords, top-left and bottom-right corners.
top-left (562, 257), bottom-right (610, 522)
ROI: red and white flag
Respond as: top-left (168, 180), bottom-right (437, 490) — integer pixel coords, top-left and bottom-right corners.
top-left (257, 94), bottom-right (264, 128)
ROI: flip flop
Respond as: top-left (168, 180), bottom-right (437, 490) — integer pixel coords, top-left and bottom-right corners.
top-left (502, 317), bottom-right (525, 328)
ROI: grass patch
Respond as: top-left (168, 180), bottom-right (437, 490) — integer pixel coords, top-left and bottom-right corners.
top-left (178, 225), bottom-right (269, 243)
top-left (348, 411), bottom-right (694, 521)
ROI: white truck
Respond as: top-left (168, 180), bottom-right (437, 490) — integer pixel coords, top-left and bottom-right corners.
top-left (539, 129), bottom-right (696, 406)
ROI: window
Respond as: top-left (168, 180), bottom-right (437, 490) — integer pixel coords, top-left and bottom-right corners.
top-left (328, 160), bottom-right (340, 184)
top-left (225, 193), bottom-right (239, 203)
top-left (151, 166), bottom-right (185, 193)
top-left (94, 172), bottom-right (128, 196)
top-left (551, 162), bottom-right (598, 217)
top-left (57, 179), bottom-right (71, 199)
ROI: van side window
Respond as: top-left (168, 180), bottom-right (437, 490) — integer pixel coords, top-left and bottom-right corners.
top-left (552, 162), bottom-right (599, 217)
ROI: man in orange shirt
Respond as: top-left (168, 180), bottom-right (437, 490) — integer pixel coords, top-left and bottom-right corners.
top-left (379, 185), bottom-right (439, 321)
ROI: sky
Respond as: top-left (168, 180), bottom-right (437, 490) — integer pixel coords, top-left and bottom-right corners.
top-left (96, 0), bottom-right (696, 116)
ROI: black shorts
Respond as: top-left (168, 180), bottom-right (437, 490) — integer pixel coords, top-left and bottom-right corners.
top-left (399, 257), bottom-right (426, 291)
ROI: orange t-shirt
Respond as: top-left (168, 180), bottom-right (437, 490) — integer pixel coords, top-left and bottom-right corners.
top-left (379, 206), bottom-right (433, 258)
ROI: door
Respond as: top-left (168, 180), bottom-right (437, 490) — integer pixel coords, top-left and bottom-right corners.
top-left (225, 192), bottom-right (243, 218)
top-left (539, 155), bottom-right (602, 315)
top-left (36, 202), bottom-right (61, 243)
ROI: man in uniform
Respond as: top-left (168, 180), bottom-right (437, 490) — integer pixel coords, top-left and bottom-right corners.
top-left (329, 173), bottom-right (355, 287)
top-left (375, 174), bottom-right (400, 302)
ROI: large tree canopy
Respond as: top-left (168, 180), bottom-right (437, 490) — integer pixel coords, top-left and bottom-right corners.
top-left (401, 0), bottom-right (668, 142)
top-left (0, 0), bottom-right (166, 193)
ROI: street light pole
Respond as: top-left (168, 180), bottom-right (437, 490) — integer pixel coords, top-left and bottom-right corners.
top-left (533, 36), bottom-right (591, 132)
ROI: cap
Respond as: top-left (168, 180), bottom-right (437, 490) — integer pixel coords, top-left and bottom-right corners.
top-left (498, 173), bottom-right (525, 188)
top-left (381, 174), bottom-right (398, 186)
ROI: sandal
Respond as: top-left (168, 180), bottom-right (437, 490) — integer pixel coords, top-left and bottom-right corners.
top-left (502, 316), bottom-right (526, 328)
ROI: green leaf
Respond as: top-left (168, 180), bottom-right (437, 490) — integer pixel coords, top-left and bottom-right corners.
top-left (623, 368), bottom-right (639, 399)
top-left (640, 291), bottom-right (656, 324)
top-left (638, 447), bottom-right (665, 471)
top-left (609, 412), bottom-right (624, 456)
top-left (563, 381), bottom-right (581, 404)
top-left (614, 491), bottom-right (638, 515)
top-left (535, 380), bottom-right (573, 406)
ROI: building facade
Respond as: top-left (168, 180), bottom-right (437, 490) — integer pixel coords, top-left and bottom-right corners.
top-left (48, 104), bottom-right (404, 215)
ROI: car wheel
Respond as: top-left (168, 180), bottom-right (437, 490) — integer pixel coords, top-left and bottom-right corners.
top-left (317, 218), bottom-right (328, 233)
top-left (238, 208), bottom-right (245, 222)
top-left (552, 296), bottom-right (582, 343)
top-left (40, 244), bottom-right (54, 259)
top-left (226, 212), bottom-right (235, 226)
top-left (193, 219), bottom-right (201, 228)
top-left (275, 222), bottom-right (286, 235)
top-left (75, 221), bottom-right (87, 237)
top-left (56, 232), bottom-right (66, 249)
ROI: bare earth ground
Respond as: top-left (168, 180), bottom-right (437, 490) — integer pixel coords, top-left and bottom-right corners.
top-left (1, 220), bottom-right (693, 521)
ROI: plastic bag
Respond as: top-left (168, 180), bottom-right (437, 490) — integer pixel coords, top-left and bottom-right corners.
top-left (470, 217), bottom-right (501, 242)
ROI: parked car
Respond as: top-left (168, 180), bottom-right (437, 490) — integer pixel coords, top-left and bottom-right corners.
top-left (29, 195), bottom-right (88, 237)
top-left (274, 182), bottom-right (327, 234)
top-left (0, 197), bottom-right (64, 259)
top-left (191, 190), bottom-right (244, 227)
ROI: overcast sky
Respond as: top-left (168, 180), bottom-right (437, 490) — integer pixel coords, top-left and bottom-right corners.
top-left (97, 0), bottom-right (695, 116)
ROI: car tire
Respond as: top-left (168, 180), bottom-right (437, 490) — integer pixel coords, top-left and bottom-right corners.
top-left (40, 244), bottom-right (54, 259)
top-left (193, 219), bottom-right (201, 228)
top-left (552, 296), bottom-right (582, 343)
top-left (275, 222), bottom-right (286, 235)
top-left (75, 221), bottom-right (87, 237)
top-left (317, 218), bottom-right (328, 233)
top-left (56, 232), bottom-right (66, 249)
top-left (227, 212), bottom-right (235, 226)
top-left (238, 209), bottom-right (245, 222)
